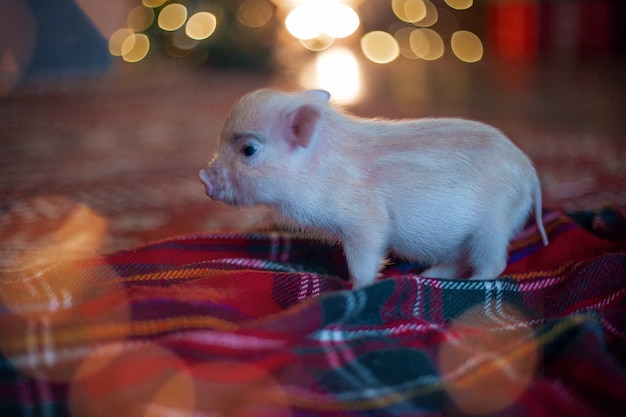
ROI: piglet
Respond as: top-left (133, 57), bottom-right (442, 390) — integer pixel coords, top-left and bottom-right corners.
top-left (199, 89), bottom-right (548, 289)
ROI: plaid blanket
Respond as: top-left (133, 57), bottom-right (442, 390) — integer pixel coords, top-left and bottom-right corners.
top-left (1, 208), bottom-right (625, 416)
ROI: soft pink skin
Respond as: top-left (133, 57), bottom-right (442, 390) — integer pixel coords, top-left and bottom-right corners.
top-left (199, 89), bottom-right (548, 289)
top-left (199, 169), bottom-right (213, 196)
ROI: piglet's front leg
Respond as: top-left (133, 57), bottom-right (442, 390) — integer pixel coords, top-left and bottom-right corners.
top-left (342, 233), bottom-right (388, 290)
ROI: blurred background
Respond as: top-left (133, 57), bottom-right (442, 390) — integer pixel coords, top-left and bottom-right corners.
top-left (1, 0), bottom-right (625, 258)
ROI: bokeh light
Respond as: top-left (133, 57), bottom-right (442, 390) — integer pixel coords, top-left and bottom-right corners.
top-left (107, 0), bottom-right (484, 66)
top-left (285, 1), bottom-right (359, 40)
top-left (451, 30), bottom-right (483, 63)
top-left (172, 28), bottom-right (198, 52)
top-left (392, 0), bottom-right (427, 23)
top-left (301, 47), bottom-right (362, 105)
top-left (108, 28), bottom-right (134, 57)
top-left (237, 0), bottom-right (274, 28)
top-left (413, 0), bottom-right (438, 27)
top-left (158, 3), bottom-right (188, 31)
top-left (410, 28), bottom-right (444, 60)
top-left (69, 342), bottom-right (188, 417)
top-left (122, 33), bottom-right (150, 63)
top-left (0, 197), bottom-right (124, 384)
top-left (69, 343), bottom-right (291, 417)
top-left (142, 0), bottom-right (167, 8)
top-left (361, 31), bottom-right (400, 64)
top-left (300, 34), bottom-right (335, 52)
top-left (285, 6), bottom-right (320, 40)
top-left (395, 27), bottom-right (419, 59)
top-left (438, 303), bottom-right (538, 415)
top-left (445, 0), bottom-right (473, 10)
top-left (127, 5), bottom-right (155, 32)
top-left (324, 3), bottom-right (360, 38)
top-left (185, 12), bottom-right (217, 40)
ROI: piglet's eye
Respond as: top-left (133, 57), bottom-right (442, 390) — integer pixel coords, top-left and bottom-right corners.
top-left (241, 143), bottom-right (258, 157)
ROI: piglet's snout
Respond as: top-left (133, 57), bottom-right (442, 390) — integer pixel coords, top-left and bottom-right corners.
top-left (198, 169), bottom-right (214, 197)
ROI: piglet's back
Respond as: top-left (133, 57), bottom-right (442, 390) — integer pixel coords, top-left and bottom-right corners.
top-left (319, 113), bottom-right (534, 191)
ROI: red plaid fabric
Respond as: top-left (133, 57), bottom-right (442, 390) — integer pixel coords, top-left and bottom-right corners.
top-left (1, 208), bottom-right (625, 416)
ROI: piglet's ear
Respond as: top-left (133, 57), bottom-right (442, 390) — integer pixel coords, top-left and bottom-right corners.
top-left (306, 89), bottom-right (330, 102)
top-left (284, 104), bottom-right (321, 149)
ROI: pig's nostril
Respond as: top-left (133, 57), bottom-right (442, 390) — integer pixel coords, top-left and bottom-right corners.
top-left (198, 169), bottom-right (213, 196)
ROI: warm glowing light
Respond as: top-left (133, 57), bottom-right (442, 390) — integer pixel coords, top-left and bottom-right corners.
top-left (172, 29), bottom-right (198, 51)
top-left (395, 27), bottom-right (419, 59)
top-left (0, 197), bottom-right (111, 323)
top-left (285, 6), bottom-right (319, 40)
top-left (142, 0), bottom-right (167, 7)
top-left (439, 303), bottom-right (538, 415)
top-left (445, 0), bottom-right (473, 10)
top-left (304, 47), bottom-right (362, 104)
top-left (108, 28), bottom-right (134, 57)
top-left (122, 33), bottom-right (150, 63)
top-left (0, 201), bottom-right (121, 384)
top-left (410, 28), bottom-right (444, 60)
top-left (361, 31), bottom-right (400, 64)
top-left (300, 34), bottom-right (335, 52)
top-left (69, 344), bottom-right (291, 417)
top-left (237, 0), bottom-right (274, 28)
top-left (451, 30), bottom-right (483, 62)
top-left (392, 0), bottom-right (426, 23)
top-left (158, 3), bottom-right (188, 31)
top-left (185, 12), bottom-right (217, 40)
top-left (285, 1), bottom-right (359, 40)
top-left (127, 6), bottom-right (155, 32)
top-left (325, 3), bottom-right (360, 38)
top-left (414, 0), bottom-right (438, 27)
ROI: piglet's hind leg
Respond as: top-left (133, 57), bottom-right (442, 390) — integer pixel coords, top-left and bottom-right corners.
top-left (467, 228), bottom-right (509, 280)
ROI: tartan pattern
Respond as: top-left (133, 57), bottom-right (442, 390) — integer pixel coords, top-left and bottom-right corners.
top-left (0, 208), bottom-right (625, 416)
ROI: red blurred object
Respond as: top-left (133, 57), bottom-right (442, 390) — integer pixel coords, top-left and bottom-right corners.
top-left (488, 0), bottom-right (540, 63)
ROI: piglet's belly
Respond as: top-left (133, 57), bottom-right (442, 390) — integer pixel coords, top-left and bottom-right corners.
top-left (388, 228), bottom-right (468, 264)
top-left (384, 202), bottom-right (479, 263)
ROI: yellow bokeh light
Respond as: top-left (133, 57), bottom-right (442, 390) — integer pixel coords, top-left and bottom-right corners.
top-left (324, 3), bottom-right (359, 38)
top-left (315, 47), bottom-right (361, 104)
top-left (414, 0), bottom-right (438, 27)
top-left (285, 6), bottom-right (320, 40)
top-left (122, 33), bottom-right (150, 63)
top-left (451, 30), bottom-right (483, 63)
top-left (410, 28), bottom-right (444, 60)
top-left (300, 47), bottom-right (362, 105)
top-left (185, 12), bottom-right (217, 40)
top-left (445, 0), bottom-right (473, 10)
top-left (300, 34), bottom-right (335, 52)
top-left (158, 3), bottom-right (188, 31)
top-left (108, 28), bottom-right (134, 56)
top-left (360, 31), bottom-right (400, 64)
top-left (392, 0), bottom-right (426, 23)
top-left (142, 0), bottom-right (167, 8)
top-left (127, 6), bottom-right (155, 32)
top-left (395, 27), bottom-right (419, 59)
top-left (172, 28), bottom-right (198, 51)
top-left (285, 1), bottom-right (359, 40)
top-left (237, 0), bottom-right (274, 28)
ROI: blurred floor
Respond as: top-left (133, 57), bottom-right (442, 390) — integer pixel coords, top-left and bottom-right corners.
top-left (0, 57), bottom-right (625, 257)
